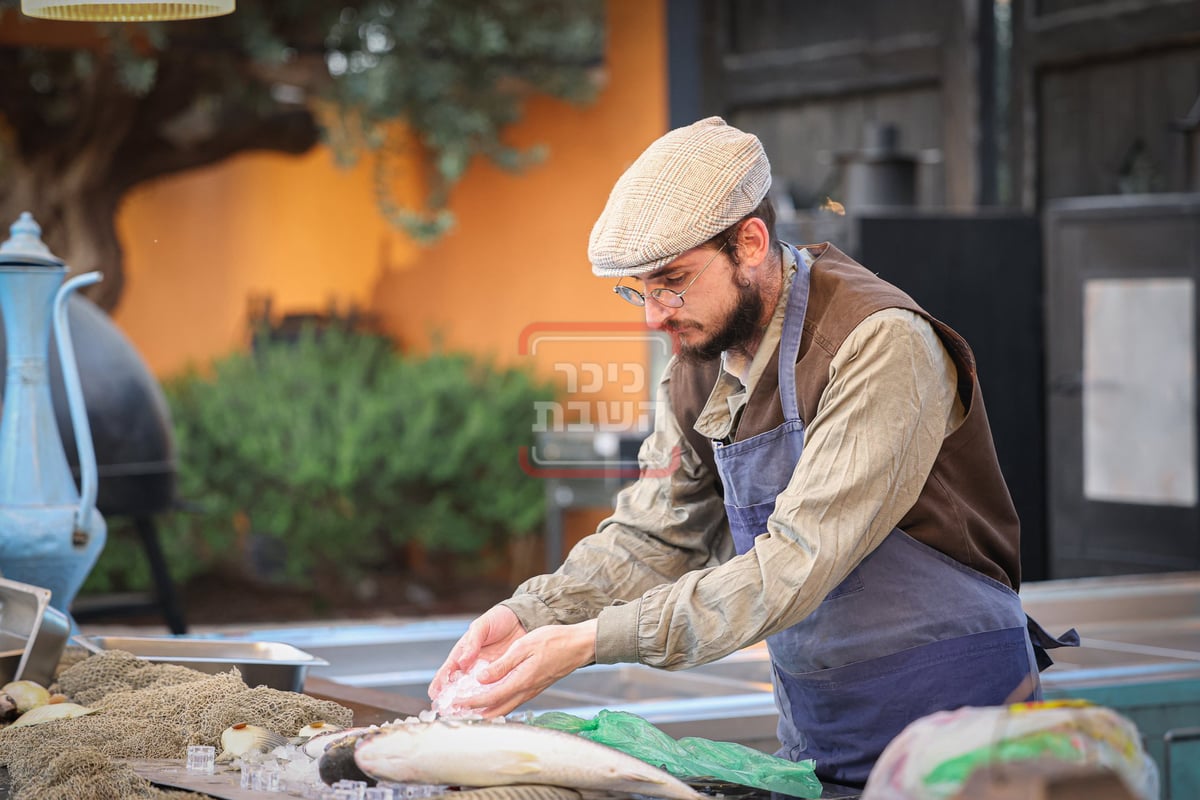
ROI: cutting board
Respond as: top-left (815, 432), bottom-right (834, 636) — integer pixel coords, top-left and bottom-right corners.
top-left (127, 759), bottom-right (277, 799)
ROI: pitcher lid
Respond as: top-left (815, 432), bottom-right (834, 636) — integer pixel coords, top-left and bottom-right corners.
top-left (0, 212), bottom-right (65, 268)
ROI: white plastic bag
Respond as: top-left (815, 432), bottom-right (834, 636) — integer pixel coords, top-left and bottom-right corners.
top-left (862, 701), bottom-right (1159, 800)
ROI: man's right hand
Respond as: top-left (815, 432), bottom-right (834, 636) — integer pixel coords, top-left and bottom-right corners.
top-left (428, 604), bottom-right (527, 702)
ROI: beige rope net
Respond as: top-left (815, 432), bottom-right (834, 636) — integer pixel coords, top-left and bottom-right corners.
top-left (0, 648), bottom-right (353, 799)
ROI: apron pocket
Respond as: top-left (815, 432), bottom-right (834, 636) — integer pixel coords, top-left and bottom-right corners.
top-left (775, 626), bottom-right (1037, 787)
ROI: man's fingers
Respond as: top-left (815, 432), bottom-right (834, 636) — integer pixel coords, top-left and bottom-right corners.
top-left (427, 606), bottom-right (536, 708)
top-left (428, 629), bottom-right (485, 698)
top-left (475, 641), bottom-right (532, 685)
top-left (463, 673), bottom-right (537, 719)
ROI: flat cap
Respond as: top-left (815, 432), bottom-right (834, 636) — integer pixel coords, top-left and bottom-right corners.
top-left (588, 117), bottom-right (771, 277)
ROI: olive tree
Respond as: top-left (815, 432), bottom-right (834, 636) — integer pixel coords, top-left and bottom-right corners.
top-left (0, 0), bottom-right (603, 309)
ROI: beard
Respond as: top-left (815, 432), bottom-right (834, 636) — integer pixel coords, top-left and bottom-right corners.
top-left (671, 274), bottom-right (764, 364)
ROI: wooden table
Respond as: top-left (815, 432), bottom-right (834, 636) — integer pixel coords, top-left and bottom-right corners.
top-left (124, 676), bottom-right (429, 798)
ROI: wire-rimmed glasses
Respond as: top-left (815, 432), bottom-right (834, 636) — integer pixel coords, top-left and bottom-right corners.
top-left (613, 241), bottom-right (728, 308)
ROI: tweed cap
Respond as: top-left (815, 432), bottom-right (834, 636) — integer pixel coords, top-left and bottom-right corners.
top-left (588, 117), bottom-right (771, 277)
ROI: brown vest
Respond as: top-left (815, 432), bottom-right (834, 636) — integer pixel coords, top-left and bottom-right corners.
top-left (669, 244), bottom-right (1022, 589)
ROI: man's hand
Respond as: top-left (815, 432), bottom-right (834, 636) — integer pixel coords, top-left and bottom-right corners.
top-left (451, 618), bottom-right (599, 718)
top-left (428, 605), bottom-right (526, 701)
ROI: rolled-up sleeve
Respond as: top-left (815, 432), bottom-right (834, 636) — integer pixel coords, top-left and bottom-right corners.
top-left (502, 368), bottom-right (732, 638)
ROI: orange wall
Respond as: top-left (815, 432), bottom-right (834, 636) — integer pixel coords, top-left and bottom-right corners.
top-left (113, 0), bottom-right (668, 410)
top-left (113, 145), bottom-right (423, 374)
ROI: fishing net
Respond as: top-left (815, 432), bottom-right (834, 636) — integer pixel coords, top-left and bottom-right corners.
top-left (0, 647), bottom-right (354, 799)
top-left (15, 748), bottom-right (193, 799)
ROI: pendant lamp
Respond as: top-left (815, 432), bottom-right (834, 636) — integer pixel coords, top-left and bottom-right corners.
top-left (21, 0), bottom-right (234, 21)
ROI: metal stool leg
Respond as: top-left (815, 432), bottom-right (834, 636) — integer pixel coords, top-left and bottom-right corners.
top-left (1163, 726), bottom-right (1200, 800)
top-left (132, 515), bottom-right (187, 635)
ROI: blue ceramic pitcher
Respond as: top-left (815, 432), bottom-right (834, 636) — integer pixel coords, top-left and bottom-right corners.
top-left (0, 212), bottom-right (106, 626)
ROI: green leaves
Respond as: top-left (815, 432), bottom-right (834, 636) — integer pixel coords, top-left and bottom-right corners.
top-left (318, 0), bottom-right (604, 240)
top-left (85, 327), bottom-right (556, 596)
top-left (2, 0), bottom-right (602, 250)
top-left (108, 28), bottom-right (158, 96)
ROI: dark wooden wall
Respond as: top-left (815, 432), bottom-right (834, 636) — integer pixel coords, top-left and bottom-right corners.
top-left (667, 1), bottom-right (1200, 581)
top-left (673, 0), bottom-right (995, 211)
top-left (1010, 0), bottom-right (1200, 208)
top-left (671, 0), bottom-right (1200, 212)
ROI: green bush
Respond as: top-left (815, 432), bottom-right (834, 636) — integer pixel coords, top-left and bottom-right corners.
top-left (83, 328), bottom-right (554, 594)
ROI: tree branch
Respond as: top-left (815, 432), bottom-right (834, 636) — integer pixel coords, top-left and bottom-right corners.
top-left (112, 108), bottom-right (320, 193)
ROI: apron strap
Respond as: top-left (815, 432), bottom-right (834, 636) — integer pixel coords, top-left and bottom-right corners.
top-left (778, 244), bottom-right (812, 422)
top-left (1026, 614), bottom-right (1080, 672)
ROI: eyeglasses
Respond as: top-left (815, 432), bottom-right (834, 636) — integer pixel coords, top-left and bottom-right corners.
top-left (613, 241), bottom-right (728, 308)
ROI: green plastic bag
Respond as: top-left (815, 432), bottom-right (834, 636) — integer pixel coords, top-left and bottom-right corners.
top-left (531, 709), bottom-right (822, 799)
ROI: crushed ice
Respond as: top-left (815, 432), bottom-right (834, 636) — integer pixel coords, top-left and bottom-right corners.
top-left (232, 740), bottom-right (449, 797)
top-left (429, 658), bottom-right (493, 718)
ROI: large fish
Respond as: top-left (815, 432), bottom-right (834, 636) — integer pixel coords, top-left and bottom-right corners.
top-left (351, 720), bottom-right (705, 800)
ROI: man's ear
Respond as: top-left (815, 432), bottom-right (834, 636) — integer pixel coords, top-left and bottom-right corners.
top-left (736, 217), bottom-right (771, 271)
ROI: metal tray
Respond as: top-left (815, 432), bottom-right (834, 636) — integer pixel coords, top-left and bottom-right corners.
top-left (78, 635), bottom-right (328, 693)
top-left (0, 577), bottom-right (70, 687)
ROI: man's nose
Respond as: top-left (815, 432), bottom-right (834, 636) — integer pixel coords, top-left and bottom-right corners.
top-left (643, 297), bottom-right (674, 330)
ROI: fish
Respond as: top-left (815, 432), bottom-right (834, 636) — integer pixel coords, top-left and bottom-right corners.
top-left (318, 734), bottom-right (376, 787)
top-left (351, 720), bottom-right (704, 800)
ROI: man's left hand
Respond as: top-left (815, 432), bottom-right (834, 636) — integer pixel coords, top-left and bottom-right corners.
top-left (459, 618), bottom-right (599, 717)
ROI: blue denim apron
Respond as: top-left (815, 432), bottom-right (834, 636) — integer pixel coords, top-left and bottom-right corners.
top-left (710, 246), bottom-right (1073, 786)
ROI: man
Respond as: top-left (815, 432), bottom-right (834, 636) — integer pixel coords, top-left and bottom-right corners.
top-left (429, 117), bottom-right (1075, 786)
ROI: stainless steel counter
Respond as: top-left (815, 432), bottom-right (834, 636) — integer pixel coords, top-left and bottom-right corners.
top-left (1022, 571), bottom-right (1200, 682)
top-left (234, 572), bottom-right (1200, 798)
top-left (249, 573), bottom-right (1194, 744)
top-left (274, 621), bottom-right (779, 750)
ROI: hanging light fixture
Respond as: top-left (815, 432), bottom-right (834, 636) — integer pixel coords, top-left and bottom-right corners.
top-left (21, 0), bottom-right (234, 21)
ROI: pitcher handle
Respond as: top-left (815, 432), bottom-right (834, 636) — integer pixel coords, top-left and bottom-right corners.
top-left (53, 271), bottom-right (103, 535)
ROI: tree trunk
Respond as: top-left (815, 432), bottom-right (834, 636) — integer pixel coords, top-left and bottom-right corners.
top-left (0, 43), bottom-right (322, 313)
top-left (0, 158), bottom-right (123, 311)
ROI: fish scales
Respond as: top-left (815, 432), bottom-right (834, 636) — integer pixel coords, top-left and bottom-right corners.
top-left (353, 720), bottom-right (704, 800)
